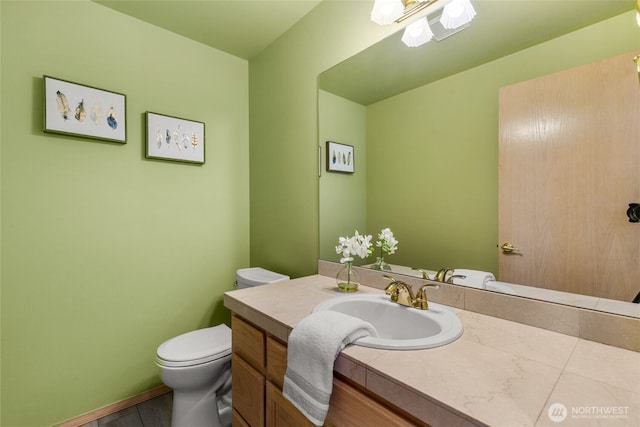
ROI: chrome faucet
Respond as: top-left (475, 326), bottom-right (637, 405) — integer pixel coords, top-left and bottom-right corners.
top-left (383, 275), bottom-right (439, 310)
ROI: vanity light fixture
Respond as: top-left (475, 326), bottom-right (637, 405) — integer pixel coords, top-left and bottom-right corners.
top-left (371, 0), bottom-right (476, 48)
top-left (371, 0), bottom-right (441, 26)
top-left (440, 0), bottom-right (476, 29)
top-left (401, 17), bottom-right (434, 47)
top-left (370, 0), bottom-right (405, 25)
top-left (636, 0), bottom-right (640, 27)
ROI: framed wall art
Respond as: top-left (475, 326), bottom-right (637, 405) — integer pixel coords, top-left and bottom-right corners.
top-left (145, 112), bottom-right (205, 164)
top-left (43, 75), bottom-right (127, 143)
top-left (326, 141), bottom-right (354, 173)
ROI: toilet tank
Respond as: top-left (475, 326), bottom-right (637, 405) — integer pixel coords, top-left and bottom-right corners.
top-left (236, 267), bottom-right (289, 289)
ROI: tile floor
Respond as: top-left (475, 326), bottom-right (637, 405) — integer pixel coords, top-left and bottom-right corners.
top-left (78, 392), bottom-right (172, 427)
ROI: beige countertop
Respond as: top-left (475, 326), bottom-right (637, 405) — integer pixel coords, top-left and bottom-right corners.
top-left (224, 275), bottom-right (640, 427)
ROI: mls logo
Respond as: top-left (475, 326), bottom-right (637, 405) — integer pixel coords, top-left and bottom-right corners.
top-left (548, 403), bottom-right (568, 422)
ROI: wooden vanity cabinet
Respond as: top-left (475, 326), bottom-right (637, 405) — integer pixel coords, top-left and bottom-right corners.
top-left (231, 314), bottom-right (424, 427)
top-left (232, 315), bottom-right (265, 427)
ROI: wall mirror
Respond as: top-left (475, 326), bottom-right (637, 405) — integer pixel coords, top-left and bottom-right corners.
top-left (318, 0), bottom-right (639, 318)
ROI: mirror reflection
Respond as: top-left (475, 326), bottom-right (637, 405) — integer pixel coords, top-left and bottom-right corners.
top-left (318, 1), bottom-right (639, 318)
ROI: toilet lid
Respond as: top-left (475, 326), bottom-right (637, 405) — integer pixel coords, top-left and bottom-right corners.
top-left (157, 324), bottom-right (231, 367)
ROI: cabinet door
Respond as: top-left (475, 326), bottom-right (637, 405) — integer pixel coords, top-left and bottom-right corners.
top-left (266, 337), bottom-right (287, 389)
top-left (232, 409), bottom-right (251, 427)
top-left (232, 354), bottom-right (265, 427)
top-left (232, 314), bottom-right (265, 372)
top-left (266, 381), bottom-right (315, 427)
top-left (324, 378), bottom-right (422, 427)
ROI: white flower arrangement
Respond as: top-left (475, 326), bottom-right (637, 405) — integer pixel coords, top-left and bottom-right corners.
top-left (376, 228), bottom-right (398, 256)
top-left (335, 231), bottom-right (373, 263)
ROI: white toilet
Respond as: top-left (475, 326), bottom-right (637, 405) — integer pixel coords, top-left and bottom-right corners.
top-left (156, 267), bottom-right (289, 427)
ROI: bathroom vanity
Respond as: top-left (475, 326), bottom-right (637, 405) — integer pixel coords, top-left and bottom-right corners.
top-left (224, 274), bottom-right (640, 426)
top-left (230, 314), bottom-right (418, 426)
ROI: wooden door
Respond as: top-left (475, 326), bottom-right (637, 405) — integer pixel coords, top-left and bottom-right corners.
top-left (498, 51), bottom-right (640, 302)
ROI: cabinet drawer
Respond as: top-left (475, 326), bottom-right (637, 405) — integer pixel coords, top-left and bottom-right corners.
top-left (266, 336), bottom-right (287, 389)
top-left (232, 354), bottom-right (265, 427)
top-left (232, 314), bottom-right (265, 372)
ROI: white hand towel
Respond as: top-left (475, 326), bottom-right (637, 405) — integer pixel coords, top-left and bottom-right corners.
top-left (282, 310), bottom-right (377, 426)
top-left (451, 269), bottom-right (496, 289)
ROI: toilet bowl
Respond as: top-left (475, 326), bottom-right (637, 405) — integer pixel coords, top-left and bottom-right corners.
top-left (156, 325), bottom-right (232, 427)
top-left (157, 268), bottom-right (289, 427)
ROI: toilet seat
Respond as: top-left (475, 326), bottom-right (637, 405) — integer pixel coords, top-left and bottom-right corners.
top-left (156, 324), bottom-right (231, 368)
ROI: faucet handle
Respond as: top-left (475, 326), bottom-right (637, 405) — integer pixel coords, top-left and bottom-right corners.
top-left (413, 290), bottom-right (429, 310)
top-left (383, 274), bottom-right (398, 291)
top-left (412, 268), bottom-right (431, 279)
top-left (383, 275), bottom-right (399, 301)
top-left (413, 283), bottom-right (440, 310)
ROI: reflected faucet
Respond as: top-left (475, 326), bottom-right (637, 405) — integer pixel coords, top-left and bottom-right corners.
top-left (434, 268), bottom-right (454, 282)
top-left (434, 268), bottom-right (468, 284)
top-left (412, 268), bottom-right (431, 279)
top-left (446, 274), bottom-right (467, 284)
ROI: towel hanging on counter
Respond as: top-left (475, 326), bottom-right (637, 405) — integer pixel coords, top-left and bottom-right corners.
top-left (282, 310), bottom-right (377, 426)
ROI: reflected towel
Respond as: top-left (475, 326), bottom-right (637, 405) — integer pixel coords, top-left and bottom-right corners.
top-left (282, 310), bottom-right (377, 426)
top-left (452, 269), bottom-right (496, 289)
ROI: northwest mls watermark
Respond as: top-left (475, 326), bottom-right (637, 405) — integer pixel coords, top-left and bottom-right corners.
top-left (548, 403), bottom-right (631, 423)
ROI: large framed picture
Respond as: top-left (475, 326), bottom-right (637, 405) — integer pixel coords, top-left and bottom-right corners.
top-left (43, 75), bottom-right (126, 143)
top-left (326, 141), bottom-right (354, 173)
top-left (145, 112), bottom-right (205, 164)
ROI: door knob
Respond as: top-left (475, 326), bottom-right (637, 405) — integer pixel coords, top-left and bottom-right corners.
top-left (500, 242), bottom-right (521, 253)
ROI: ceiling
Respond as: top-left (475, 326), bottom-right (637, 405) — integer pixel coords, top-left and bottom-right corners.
top-left (94, 0), bottom-right (322, 59)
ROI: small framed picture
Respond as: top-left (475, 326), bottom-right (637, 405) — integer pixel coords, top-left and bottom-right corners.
top-left (145, 112), bottom-right (205, 164)
top-left (326, 141), bottom-right (354, 173)
top-left (43, 75), bottom-right (126, 143)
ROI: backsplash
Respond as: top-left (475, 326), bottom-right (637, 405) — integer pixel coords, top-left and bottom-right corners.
top-left (318, 260), bottom-right (640, 352)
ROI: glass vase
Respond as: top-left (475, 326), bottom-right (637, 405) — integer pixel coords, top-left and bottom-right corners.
top-left (336, 261), bottom-right (360, 292)
top-left (371, 256), bottom-right (391, 271)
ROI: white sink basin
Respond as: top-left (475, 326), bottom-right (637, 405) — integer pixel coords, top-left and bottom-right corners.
top-left (313, 294), bottom-right (463, 350)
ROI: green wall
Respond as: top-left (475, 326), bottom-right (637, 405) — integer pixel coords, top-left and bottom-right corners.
top-left (318, 90), bottom-right (367, 261)
top-left (0, 1), bottom-right (249, 426)
top-left (366, 11), bottom-right (639, 275)
top-left (1, 0), bottom-right (637, 425)
top-left (249, 1), bottom-right (398, 278)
